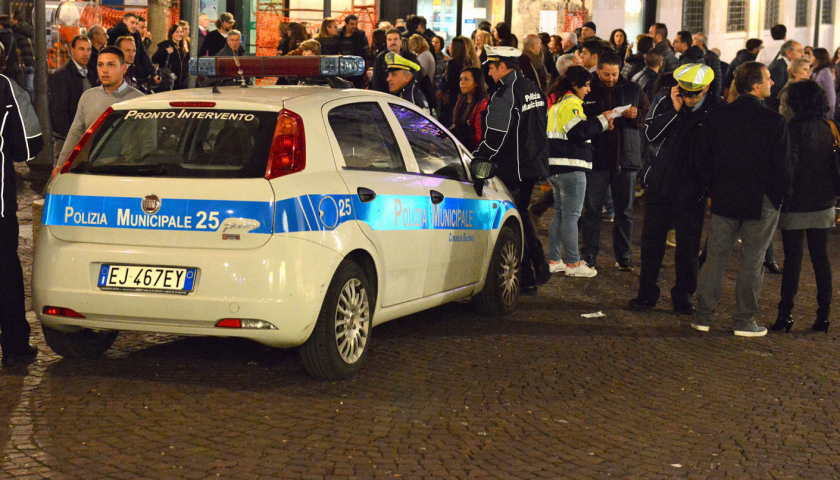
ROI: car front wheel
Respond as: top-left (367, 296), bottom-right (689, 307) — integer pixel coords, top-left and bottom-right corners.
top-left (472, 225), bottom-right (521, 316)
top-left (300, 260), bottom-right (374, 380)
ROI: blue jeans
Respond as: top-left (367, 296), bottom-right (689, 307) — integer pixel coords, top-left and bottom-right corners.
top-left (548, 171), bottom-right (586, 264)
top-left (581, 169), bottom-right (637, 262)
top-left (24, 66), bottom-right (34, 103)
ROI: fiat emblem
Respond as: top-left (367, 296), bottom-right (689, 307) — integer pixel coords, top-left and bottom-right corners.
top-left (142, 194), bottom-right (161, 215)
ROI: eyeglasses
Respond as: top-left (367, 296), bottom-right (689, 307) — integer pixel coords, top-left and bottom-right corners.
top-left (678, 87), bottom-right (702, 98)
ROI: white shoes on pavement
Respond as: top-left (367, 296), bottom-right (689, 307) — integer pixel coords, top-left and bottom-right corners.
top-left (549, 260), bottom-right (597, 277)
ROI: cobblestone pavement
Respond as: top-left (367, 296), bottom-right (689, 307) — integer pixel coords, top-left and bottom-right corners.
top-left (4, 164), bottom-right (840, 479)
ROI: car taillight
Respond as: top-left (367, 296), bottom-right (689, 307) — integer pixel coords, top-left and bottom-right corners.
top-left (59, 107), bottom-right (113, 174)
top-left (265, 109), bottom-right (305, 180)
top-left (42, 306), bottom-right (86, 318)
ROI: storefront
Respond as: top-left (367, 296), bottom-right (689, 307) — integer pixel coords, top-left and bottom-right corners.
top-left (415, 0), bottom-right (507, 42)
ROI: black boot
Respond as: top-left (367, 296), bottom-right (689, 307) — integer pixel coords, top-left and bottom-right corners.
top-left (812, 318), bottom-right (830, 333)
top-left (769, 314), bottom-right (794, 333)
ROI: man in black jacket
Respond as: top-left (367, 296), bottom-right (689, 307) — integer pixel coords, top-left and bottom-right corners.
top-left (722, 38), bottom-right (761, 97)
top-left (107, 13), bottom-right (154, 81)
top-left (0, 15), bottom-right (22, 85)
top-left (631, 52), bottom-right (661, 101)
top-left (767, 39), bottom-right (803, 111)
top-left (337, 15), bottom-right (373, 88)
top-left (473, 46), bottom-right (551, 294)
top-left (11, 13), bottom-right (34, 99)
top-left (0, 44), bottom-right (42, 366)
top-left (691, 33), bottom-right (722, 99)
top-left (692, 62), bottom-right (791, 337)
top-left (371, 29), bottom-right (418, 93)
top-left (581, 51), bottom-right (650, 271)
top-left (49, 35), bottom-right (97, 166)
top-left (629, 63), bottom-right (720, 314)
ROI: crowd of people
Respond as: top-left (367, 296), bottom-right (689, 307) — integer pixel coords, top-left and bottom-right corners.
top-left (2, 11), bottom-right (840, 364)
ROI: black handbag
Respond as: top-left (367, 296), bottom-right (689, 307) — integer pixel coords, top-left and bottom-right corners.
top-left (826, 119), bottom-right (840, 195)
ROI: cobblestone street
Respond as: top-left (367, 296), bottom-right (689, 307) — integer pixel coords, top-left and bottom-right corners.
top-left (3, 163), bottom-right (840, 479)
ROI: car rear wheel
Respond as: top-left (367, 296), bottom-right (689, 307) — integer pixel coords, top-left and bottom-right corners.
top-left (300, 260), bottom-right (373, 380)
top-left (42, 326), bottom-right (119, 359)
top-left (473, 225), bottom-right (521, 316)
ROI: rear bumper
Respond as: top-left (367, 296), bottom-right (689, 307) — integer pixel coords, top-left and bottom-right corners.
top-left (32, 230), bottom-right (343, 348)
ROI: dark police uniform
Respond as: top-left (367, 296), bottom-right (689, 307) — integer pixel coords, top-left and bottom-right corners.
top-left (472, 46), bottom-right (550, 291)
top-left (632, 64), bottom-right (721, 313)
top-left (1, 73), bottom-right (42, 364)
top-left (385, 52), bottom-right (430, 114)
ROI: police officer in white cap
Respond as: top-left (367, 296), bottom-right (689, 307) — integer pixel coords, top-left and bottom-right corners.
top-left (385, 52), bottom-right (430, 114)
top-left (473, 45), bottom-right (551, 295)
top-left (629, 63), bottom-right (720, 315)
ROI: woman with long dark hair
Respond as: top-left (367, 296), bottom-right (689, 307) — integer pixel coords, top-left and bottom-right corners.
top-left (451, 66), bottom-right (488, 150)
top-left (544, 65), bottom-right (613, 277)
top-left (152, 23), bottom-right (189, 90)
top-left (770, 80), bottom-right (836, 333)
top-left (609, 28), bottom-right (629, 68)
top-left (440, 36), bottom-right (478, 126)
top-left (316, 17), bottom-right (339, 55)
top-left (810, 47), bottom-right (836, 120)
top-left (493, 22), bottom-right (512, 46)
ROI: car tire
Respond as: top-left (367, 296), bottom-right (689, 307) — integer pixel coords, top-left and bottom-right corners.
top-left (300, 260), bottom-right (374, 380)
top-left (42, 326), bottom-right (119, 359)
top-left (473, 225), bottom-right (521, 316)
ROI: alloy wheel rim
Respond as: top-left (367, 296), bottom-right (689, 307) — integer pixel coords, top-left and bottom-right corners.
top-left (499, 241), bottom-right (520, 305)
top-left (334, 278), bottom-right (370, 364)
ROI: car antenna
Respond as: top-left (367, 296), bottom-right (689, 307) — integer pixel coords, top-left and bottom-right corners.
top-left (232, 53), bottom-right (248, 88)
top-left (212, 85), bottom-right (222, 94)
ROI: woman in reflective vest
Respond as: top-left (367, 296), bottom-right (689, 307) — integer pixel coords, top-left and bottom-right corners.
top-left (545, 65), bottom-right (613, 277)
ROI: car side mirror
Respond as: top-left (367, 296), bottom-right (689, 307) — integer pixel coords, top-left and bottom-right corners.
top-left (470, 158), bottom-right (496, 196)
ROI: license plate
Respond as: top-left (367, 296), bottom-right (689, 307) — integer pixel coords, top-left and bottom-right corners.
top-left (98, 265), bottom-right (196, 294)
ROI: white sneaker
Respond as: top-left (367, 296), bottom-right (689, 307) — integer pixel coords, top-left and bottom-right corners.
top-left (565, 262), bottom-right (597, 277)
top-left (548, 260), bottom-right (566, 273)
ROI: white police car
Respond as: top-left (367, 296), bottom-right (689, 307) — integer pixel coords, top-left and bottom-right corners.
top-left (33, 56), bottom-right (523, 379)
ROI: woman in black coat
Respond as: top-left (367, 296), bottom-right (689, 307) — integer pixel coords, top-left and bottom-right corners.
top-left (770, 80), bottom-right (837, 333)
top-left (152, 24), bottom-right (189, 90)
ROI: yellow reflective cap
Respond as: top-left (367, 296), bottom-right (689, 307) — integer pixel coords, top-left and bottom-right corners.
top-left (385, 52), bottom-right (421, 72)
top-left (673, 63), bottom-right (714, 91)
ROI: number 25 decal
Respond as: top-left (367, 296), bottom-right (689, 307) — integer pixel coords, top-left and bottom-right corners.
top-left (338, 199), bottom-right (352, 217)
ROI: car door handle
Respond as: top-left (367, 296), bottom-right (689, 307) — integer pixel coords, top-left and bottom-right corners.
top-left (357, 187), bottom-right (376, 203)
top-left (430, 190), bottom-right (444, 205)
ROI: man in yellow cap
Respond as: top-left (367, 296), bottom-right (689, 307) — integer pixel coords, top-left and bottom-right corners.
top-left (629, 63), bottom-right (722, 315)
top-left (385, 51), bottom-right (429, 113)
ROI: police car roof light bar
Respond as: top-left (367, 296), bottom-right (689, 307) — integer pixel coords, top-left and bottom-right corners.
top-left (60, 107), bottom-right (114, 175)
top-left (189, 55), bottom-right (366, 78)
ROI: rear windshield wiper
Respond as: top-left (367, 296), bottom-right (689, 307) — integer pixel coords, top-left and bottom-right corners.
top-left (81, 164), bottom-right (167, 176)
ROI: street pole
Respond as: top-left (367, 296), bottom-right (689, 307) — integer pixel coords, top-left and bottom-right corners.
top-left (188, 0), bottom-right (199, 87)
top-left (813, 0), bottom-right (821, 47)
top-left (32, 0), bottom-right (54, 171)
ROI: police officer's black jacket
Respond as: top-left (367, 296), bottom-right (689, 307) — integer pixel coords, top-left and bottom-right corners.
top-left (583, 74), bottom-right (648, 172)
top-left (642, 89), bottom-right (722, 199)
top-left (394, 78), bottom-right (429, 113)
top-left (1, 74), bottom-right (42, 218)
top-left (695, 94), bottom-right (791, 220)
top-left (473, 69), bottom-right (549, 186)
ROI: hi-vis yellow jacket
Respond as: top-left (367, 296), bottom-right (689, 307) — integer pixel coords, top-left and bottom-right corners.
top-left (546, 92), bottom-right (608, 175)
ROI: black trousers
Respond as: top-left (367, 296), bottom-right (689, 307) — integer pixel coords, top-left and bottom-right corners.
top-left (508, 179), bottom-right (548, 286)
top-left (0, 212), bottom-right (31, 355)
top-left (636, 191), bottom-right (706, 306)
top-left (778, 228), bottom-right (832, 319)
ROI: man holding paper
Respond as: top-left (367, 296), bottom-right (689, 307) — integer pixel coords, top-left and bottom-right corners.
top-left (580, 51), bottom-right (649, 271)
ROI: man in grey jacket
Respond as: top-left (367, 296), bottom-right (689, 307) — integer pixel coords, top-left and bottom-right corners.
top-left (58, 46), bottom-right (143, 166)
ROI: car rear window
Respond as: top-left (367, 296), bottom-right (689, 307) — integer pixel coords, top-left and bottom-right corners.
top-left (69, 109), bottom-right (279, 178)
